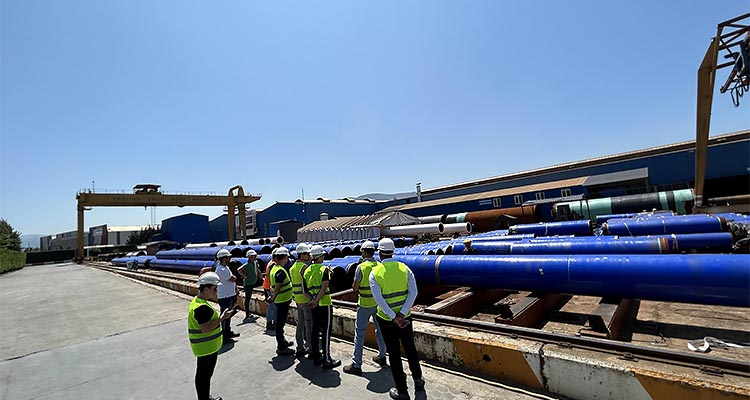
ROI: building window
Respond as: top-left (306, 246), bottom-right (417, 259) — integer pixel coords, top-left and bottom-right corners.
top-left (492, 198), bottom-right (502, 208)
top-left (535, 192), bottom-right (545, 200)
top-left (561, 188), bottom-right (572, 197)
top-left (514, 195), bottom-right (523, 205)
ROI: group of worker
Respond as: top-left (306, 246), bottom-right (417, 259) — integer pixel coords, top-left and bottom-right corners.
top-left (187, 238), bottom-right (424, 400)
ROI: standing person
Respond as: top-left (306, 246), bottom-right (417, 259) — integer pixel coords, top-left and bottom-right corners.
top-left (267, 246), bottom-right (295, 355)
top-left (370, 238), bottom-right (425, 400)
top-left (238, 249), bottom-right (264, 322)
top-left (188, 272), bottom-right (237, 400)
top-left (289, 243), bottom-right (313, 357)
top-left (462, 239), bottom-right (477, 255)
top-left (214, 249), bottom-right (240, 341)
top-left (262, 250), bottom-right (277, 331)
top-left (343, 240), bottom-right (388, 375)
top-left (303, 245), bottom-right (341, 369)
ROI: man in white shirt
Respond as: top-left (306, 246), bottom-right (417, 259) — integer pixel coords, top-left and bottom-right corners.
top-left (214, 249), bottom-right (240, 341)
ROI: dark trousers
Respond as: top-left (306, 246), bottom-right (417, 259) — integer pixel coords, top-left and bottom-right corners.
top-left (378, 316), bottom-right (423, 394)
top-left (218, 295), bottom-right (236, 338)
top-left (275, 299), bottom-right (291, 350)
top-left (311, 305), bottom-right (333, 361)
top-left (195, 352), bottom-right (218, 400)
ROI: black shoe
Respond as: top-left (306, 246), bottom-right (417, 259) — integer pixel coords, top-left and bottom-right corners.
top-left (276, 348), bottom-right (295, 356)
top-left (321, 358), bottom-right (341, 369)
top-left (295, 348), bottom-right (309, 357)
top-left (414, 377), bottom-right (425, 392)
top-left (266, 322), bottom-right (275, 331)
top-left (372, 355), bottom-right (388, 367)
top-left (229, 331), bottom-right (240, 338)
top-left (285, 340), bottom-right (294, 347)
top-left (343, 363), bottom-right (362, 375)
top-left (388, 388), bottom-right (410, 400)
top-left (209, 396), bottom-right (222, 400)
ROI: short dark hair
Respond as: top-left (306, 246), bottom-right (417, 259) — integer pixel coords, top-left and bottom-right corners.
top-left (362, 248), bottom-right (375, 256)
top-left (199, 284), bottom-right (214, 292)
top-left (273, 254), bottom-right (287, 262)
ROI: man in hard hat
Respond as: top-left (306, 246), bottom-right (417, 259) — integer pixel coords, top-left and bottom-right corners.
top-left (238, 249), bottom-right (264, 322)
top-left (370, 238), bottom-right (425, 400)
top-left (215, 249), bottom-right (240, 341)
top-left (289, 243), bottom-right (313, 357)
top-left (262, 249), bottom-right (277, 331)
top-left (303, 245), bottom-right (341, 369)
top-left (188, 272), bottom-right (237, 400)
top-left (462, 239), bottom-right (477, 255)
top-left (343, 240), bottom-right (388, 376)
top-left (267, 246), bottom-right (295, 355)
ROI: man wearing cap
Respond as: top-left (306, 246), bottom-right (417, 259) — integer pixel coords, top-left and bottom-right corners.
top-left (267, 246), bottom-right (295, 355)
top-left (289, 243), bottom-right (313, 357)
top-left (370, 238), bottom-right (425, 400)
top-left (343, 240), bottom-right (388, 375)
top-left (215, 249), bottom-right (240, 341)
top-left (188, 272), bottom-right (237, 400)
top-left (462, 239), bottom-right (477, 255)
top-left (238, 249), bottom-right (264, 322)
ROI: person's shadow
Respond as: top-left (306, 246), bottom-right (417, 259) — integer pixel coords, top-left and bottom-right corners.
top-left (361, 369), bottom-right (391, 394)
top-left (218, 339), bottom-right (236, 355)
top-left (294, 361), bottom-right (342, 388)
top-left (269, 354), bottom-right (296, 371)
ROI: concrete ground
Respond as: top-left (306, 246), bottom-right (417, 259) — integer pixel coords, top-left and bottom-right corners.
top-left (0, 263), bottom-right (557, 400)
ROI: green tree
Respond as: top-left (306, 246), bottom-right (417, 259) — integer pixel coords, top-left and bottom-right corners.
top-left (127, 227), bottom-right (161, 245)
top-left (0, 219), bottom-right (22, 251)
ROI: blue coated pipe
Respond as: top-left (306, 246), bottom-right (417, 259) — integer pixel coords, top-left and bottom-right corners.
top-left (508, 237), bottom-right (670, 254)
top-left (595, 213), bottom-right (639, 224)
top-left (603, 215), bottom-right (728, 235)
top-left (393, 254), bottom-right (750, 307)
top-left (510, 220), bottom-right (592, 236)
top-left (156, 247), bottom-right (221, 260)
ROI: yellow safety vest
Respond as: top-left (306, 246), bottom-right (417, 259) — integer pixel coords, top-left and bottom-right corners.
top-left (357, 259), bottom-right (381, 308)
top-left (270, 264), bottom-right (293, 303)
top-left (187, 297), bottom-right (223, 357)
top-left (303, 263), bottom-right (332, 306)
top-left (289, 261), bottom-right (309, 304)
top-left (372, 261), bottom-right (411, 321)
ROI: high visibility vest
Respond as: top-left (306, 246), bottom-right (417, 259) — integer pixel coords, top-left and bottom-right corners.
top-left (270, 264), bottom-right (293, 303)
top-left (187, 297), bottom-right (223, 357)
top-left (303, 263), bottom-right (332, 306)
top-left (372, 261), bottom-right (411, 321)
top-left (357, 260), bottom-right (381, 308)
top-left (289, 261), bottom-right (309, 304)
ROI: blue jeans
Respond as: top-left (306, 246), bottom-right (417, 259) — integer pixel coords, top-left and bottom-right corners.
top-left (352, 305), bottom-right (386, 368)
top-left (264, 290), bottom-right (276, 324)
top-left (218, 295), bottom-right (237, 338)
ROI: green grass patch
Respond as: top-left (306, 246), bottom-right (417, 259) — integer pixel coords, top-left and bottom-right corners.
top-left (0, 249), bottom-right (26, 274)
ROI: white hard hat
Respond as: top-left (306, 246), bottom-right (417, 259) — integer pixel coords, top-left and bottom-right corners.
top-left (274, 246), bottom-right (290, 257)
top-left (246, 249), bottom-right (257, 257)
top-left (361, 240), bottom-right (376, 251)
top-left (197, 272), bottom-right (222, 285)
top-left (296, 243), bottom-right (311, 254)
top-left (378, 238), bottom-right (395, 253)
top-left (216, 249), bottom-right (231, 259)
top-left (310, 245), bottom-right (326, 258)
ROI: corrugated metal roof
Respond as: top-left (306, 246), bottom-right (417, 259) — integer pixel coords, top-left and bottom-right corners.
top-left (382, 176), bottom-right (588, 212)
top-left (583, 167), bottom-right (649, 186)
top-left (422, 130), bottom-right (749, 195)
top-left (297, 211), bottom-right (419, 232)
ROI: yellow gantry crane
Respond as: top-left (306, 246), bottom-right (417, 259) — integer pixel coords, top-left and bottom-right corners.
top-left (75, 184), bottom-right (261, 261)
top-left (695, 13), bottom-right (749, 211)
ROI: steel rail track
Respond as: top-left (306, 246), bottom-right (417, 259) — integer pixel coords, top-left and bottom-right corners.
top-left (93, 264), bottom-right (750, 377)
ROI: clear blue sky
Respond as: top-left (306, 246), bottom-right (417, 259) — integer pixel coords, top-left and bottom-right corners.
top-left (2, 1), bottom-right (748, 236)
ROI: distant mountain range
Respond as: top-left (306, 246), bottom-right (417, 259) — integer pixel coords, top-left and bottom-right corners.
top-left (21, 234), bottom-right (45, 249)
top-left (355, 192), bottom-right (416, 201)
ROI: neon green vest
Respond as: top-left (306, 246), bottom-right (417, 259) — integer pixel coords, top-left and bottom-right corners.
top-left (270, 264), bottom-right (293, 303)
top-left (289, 261), bottom-right (309, 304)
top-left (303, 263), bottom-right (332, 306)
top-left (357, 260), bottom-right (381, 308)
top-left (187, 297), bottom-right (223, 357)
top-left (372, 261), bottom-right (411, 321)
